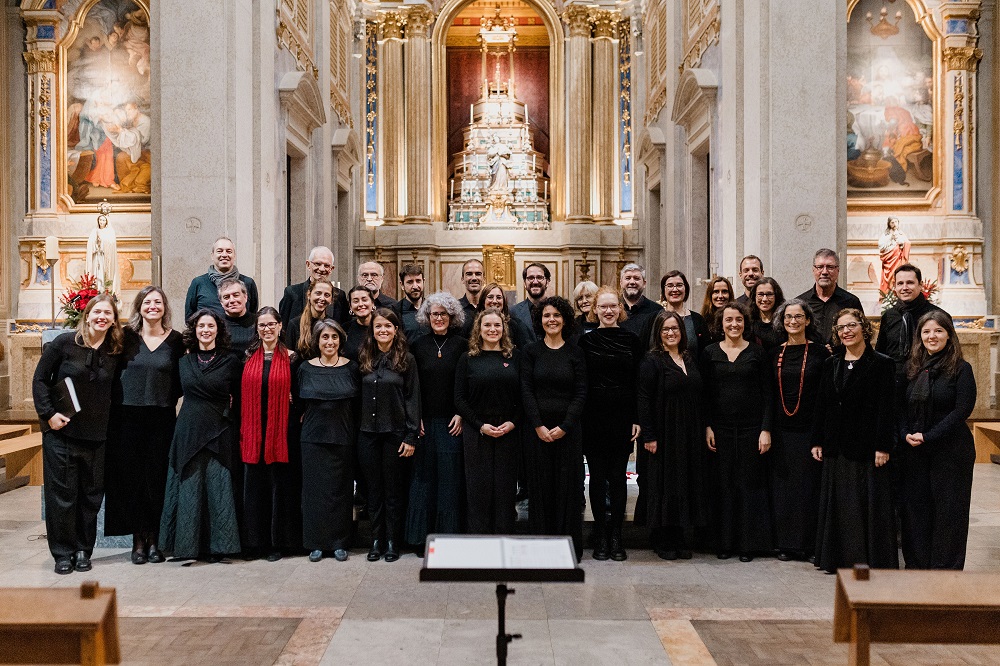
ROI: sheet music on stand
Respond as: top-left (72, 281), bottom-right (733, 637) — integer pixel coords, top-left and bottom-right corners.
top-left (425, 536), bottom-right (577, 572)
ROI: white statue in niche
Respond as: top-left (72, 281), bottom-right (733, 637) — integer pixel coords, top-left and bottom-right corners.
top-left (487, 142), bottom-right (512, 197)
top-left (86, 199), bottom-right (119, 295)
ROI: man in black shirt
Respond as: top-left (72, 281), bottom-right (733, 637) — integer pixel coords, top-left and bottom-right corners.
top-left (457, 259), bottom-right (484, 337)
top-left (736, 255), bottom-right (763, 306)
top-left (392, 263), bottom-right (429, 344)
top-left (620, 263), bottom-right (661, 347)
top-left (278, 245), bottom-right (349, 328)
top-left (219, 278), bottom-right (257, 358)
top-left (796, 248), bottom-right (863, 345)
top-left (358, 261), bottom-right (397, 308)
top-left (875, 263), bottom-right (949, 382)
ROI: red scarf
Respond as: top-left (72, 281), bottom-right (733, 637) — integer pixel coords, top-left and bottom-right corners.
top-left (240, 346), bottom-right (291, 464)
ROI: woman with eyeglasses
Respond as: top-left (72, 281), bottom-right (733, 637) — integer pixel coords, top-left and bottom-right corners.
top-left (701, 301), bottom-right (774, 562)
top-left (578, 287), bottom-right (644, 560)
top-left (239, 306), bottom-right (300, 562)
top-left (700, 277), bottom-right (736, 343)
top-left (768, 299), bottom-right (828, 562)
top-left (748, 278), bottom-right (785, 350)
top-left (812, 308), bottom-right (898, 574)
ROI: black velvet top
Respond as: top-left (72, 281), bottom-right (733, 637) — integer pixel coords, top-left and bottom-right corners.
top-left (520, 341), bottom-right (588, 433)
top-left (454, 349), bottom-right (522, 431)
top-left (359, 351), bottom-right (421, 443)
top-left (700, 342), bottom-right (774, 431)
top-left (410, 333), bottom-right (468, 418)
top-left (296, 360), bottom-right (361, 445)
top-left (577, 327), bottom-right (644, 421)
top-left (115, 328), bottom-right (184, 407)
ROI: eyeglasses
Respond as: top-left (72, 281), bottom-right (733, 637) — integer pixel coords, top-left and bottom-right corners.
top-left (813, 264), bottom-right (839, 272)
top-left (596, 304), bottom-right (619, 311)
top-left (525, 276), bottom-right (547, 283)
top-left (257, 322), bottom-right (279, 330)
top-left (835, 322), bottom-right (861, 332)
top-left (661, 326), bottom-right (681, 333)
top-left (783, 313), bottom-right (806, 321)
top-left (429, 312), bottom-right (450, 319)
top-left (756, 293), bottom-right (775, 299)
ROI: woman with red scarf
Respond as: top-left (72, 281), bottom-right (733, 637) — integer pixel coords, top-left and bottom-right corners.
top-left (240, 306), bottom-right (301, 561)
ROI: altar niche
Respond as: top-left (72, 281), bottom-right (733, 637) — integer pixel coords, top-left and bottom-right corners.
top-left (445, 2), bottom-right (550, 230)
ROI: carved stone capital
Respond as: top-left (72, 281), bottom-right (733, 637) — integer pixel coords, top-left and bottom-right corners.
top-left (590, 9), bottom-right (620, 40)
top-left (377, 11), bottom-right (407, 41)
top-left (944, 46), bottom-right (983, 71)
top-left (404, 6), bottom-right (434, 38)
top-left (563, 4), bottom-right (592, 38)
top-left (22, 49), bottom-right (55, 74)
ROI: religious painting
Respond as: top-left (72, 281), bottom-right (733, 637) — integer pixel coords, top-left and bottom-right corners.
top-left (846, 0), bottom-right (936, 204)
top-left (62, 0), bottom-right (151, 207)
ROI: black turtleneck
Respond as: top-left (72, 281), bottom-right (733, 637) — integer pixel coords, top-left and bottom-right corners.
top-left (225, 310), bottom-right (257, 359)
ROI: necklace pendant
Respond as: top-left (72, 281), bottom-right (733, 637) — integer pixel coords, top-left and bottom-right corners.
top-left (437, 350), bottom-right (442, 358)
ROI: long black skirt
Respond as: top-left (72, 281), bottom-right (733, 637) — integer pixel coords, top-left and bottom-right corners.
top-left (243, 459), bottom-right (303, 553)
top-left (405, 417), bottom-right (464, 545)
top-left (464, 427), bottom-right (518, 535)
top-left (301, 441), bottom-right (353, 551)
top-left (104, 405), bottom-right (175, 537)
top-left (712, 424), bottom-right (773, 555)
top-left (815, 454), bottom-right (898, 573)
top-left (770, 428), bottom-right (823, 554)
top-left (527, 430), bottom-right (584, 560)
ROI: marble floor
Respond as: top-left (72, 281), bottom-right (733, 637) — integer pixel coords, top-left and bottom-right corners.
top-left (0, 465), bottom-right (998, 665)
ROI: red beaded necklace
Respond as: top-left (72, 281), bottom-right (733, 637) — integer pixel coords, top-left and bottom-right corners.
top-left (777, 342), bottom-right (808, 417)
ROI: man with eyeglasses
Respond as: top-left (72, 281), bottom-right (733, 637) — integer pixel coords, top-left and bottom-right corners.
top-left (510, 262), bottom-right (551, 343)
top-left (278, 246), bottom-right (349, 328)
top-left (457, 259), bottom-right (485, 337)
top-left (619, 263), bottom-right (662, 346)
top-left (796, 248), bottom-right (863, 345)
top-left (185, 236), bottom-right (260, 320)
top-left (875, 263), bottom-right (949, 384)
top-left (391, 263), bottom-right (429, 344)
top-left (735, 255), bottom-right (763, 306)
top-left (357, 261), bottom-right (398, 309)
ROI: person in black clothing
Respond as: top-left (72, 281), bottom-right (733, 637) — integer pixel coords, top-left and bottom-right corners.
top-left (510, 263), bottom-right (550, 345)
top-left (661, 270), bottom-right (711, 357)
top-left (811, 308), bottom-right (898, 574)
top-left (358, 261), bottom-right (397, 308)
top-left (748, 277), bottom-right (785, 351)
top-left (620, 263), bottom-right (662, 346)
top-left (638, 310), bottom-right (711, 560)
top-left (239, 307), bottom-right (300, 562)
top-left (105, 286), bottom-right (184, 565)
top-left (33, 294), bottom-right (124, 574)
top-left (796, 248), bottom-right (863, 346)
top-left (455, 308), bottom-right (521, 534)
top-left (392, 263), bottom-right (429, 345)
top-left (406, 292), bottom-right (468, 552)
top-left (185, 237), bottom-right (259, 319)
top-left (457, 259), bottom-right (485, 338)
top-left (572, 280), bottom-right (600, 337)
top-left (343, 285), bottom-right (376, 361)
top-left (768, 299), bottom-right (829, 562)
top-left (521, 296), bottom-right (588, 561)
top-left (218, 277), bottom-right (257, 357)
top-left (480, 282), bottom-right (532, 349)
top-left (159, 309), bottom-right (243, 562)
top-left (297, 319), bottom-right (360, 563)
top-left (700, 276), bottom-right (736, 343)
top-left (578, 287), bottom-right (643, 561)
top-left (358, 308), bottom-right (421, 562)
top-left (736, 255), bottom-right (763, 305)
top-left (277, 246), bottom-right (349, 328)
top-left (287, 278), bottom-right (334, 357)
top-left (900, 311), bottom-right (976, 569)
top-left (701, 302), bottom-right (774, 561)
top-left (876, 263), bottom-right (949, 385)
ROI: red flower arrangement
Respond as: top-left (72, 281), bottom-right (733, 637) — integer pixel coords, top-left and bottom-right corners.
top-left (59, 273), bottom-right (108, 329)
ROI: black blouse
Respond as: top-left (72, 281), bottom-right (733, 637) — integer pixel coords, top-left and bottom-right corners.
top-left (454, 349), bottom-right (521, 431)
top-left (411, 333), bottom-right (468, 418)
top-left (578, 327), bottom-right (644, 421)
top-left (520, 341), bottom-right (588, 433)
top-left (903, 359), bottom-right (976, 447)
top-left (700, 342), bottom-right (773, 431)
top-left (296, 361), bottom-right (361, 445)
top-left (771, 342), bottom-right (830, 433)
top-left (342, 319), bottom-right (369, 361)
top-left (115, 328), bottom-right (184, 407)
top-left (360, 352), bottom-right (421, 443)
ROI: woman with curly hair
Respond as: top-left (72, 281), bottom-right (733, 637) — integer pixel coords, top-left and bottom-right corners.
top-left (811, 308), bottom-right (898, 573)
top-left (455, 308), bottom-right (521, 534)
top-left (700, 276), bottom-right (736, 343)
top-left (159, 308), bottom-right (243, 563)
top-left (406, 292), bottom-right (468, 552)
top-left (521, 296), bottom-right (588, 560)
top-left (358, 308), bottom-right (421, 562)
top-left (33, 293), bottom-right (124, 574)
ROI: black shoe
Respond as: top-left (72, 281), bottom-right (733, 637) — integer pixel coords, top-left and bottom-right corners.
top-left (265, 551), bottom-right (282, 562)
top-left (367, 541), bottom-right (383, 562)
top-left (131, 550), bottom-right (147, 565)
top-left (678, 550), bottom-right (693, 560)
top-left (74, 551), bottom-right (92, 572)
top-left (777, 551), bottom-right (792, 562)
top-left (147, 545), bottom-right (165, 564)
top-left (717, 552), bottom-right (732, 560)
top-left (658, 549), bottom-right (678, 560)
top-left (609, 527), bottom-right (627, 561)
top-left (592, 526), bottom-right (610, 561)
top-left (413, 543), bottom-right (425, 558)
top-left (384, 541), bottom-right (399, 563)
top-left (206, 554), bottom-right (223, 564)
top-left (739, 554), bottom-right (754, 563)
top-left (807, 554), bottom-right (817, 565)
top-left (333, 549), bottom-right (349, 562)
top-left (309, 550), bottom-right (323, 562)
top-left (54, 558), bottom-right (74, 575)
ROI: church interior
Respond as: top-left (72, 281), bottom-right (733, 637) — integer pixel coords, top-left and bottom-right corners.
top-left (1, 0), bottom-right (1000, 663)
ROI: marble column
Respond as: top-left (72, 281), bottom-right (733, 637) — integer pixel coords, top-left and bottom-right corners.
top-left (377, 11), bottom-right (406, 225)
top-left (591, 10), bottom-right (619, 224)
top-left (21, 12), bottom-right (58, 220)
top-left (404, 7), bottom-right (432, 224)
top-left (944, 46), bottom-right (982, 215)
top-left (563, 4), bottom-right (592, 223)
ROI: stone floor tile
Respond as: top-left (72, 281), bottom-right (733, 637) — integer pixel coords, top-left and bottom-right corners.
top-left (319, 618), bottom-right (444, 665)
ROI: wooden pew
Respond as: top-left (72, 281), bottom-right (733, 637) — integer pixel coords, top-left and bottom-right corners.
top-left (834, 565), bottom-right (1000, 666)
top-left (0, 581), bottom-right (121, 665)
top-left (971, 421), bottom-right (1000, 463)
top-left (0, 431), bottom-right (43, 493)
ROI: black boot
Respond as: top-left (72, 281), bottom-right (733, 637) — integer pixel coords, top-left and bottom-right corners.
top-left (609, 525), bottom-right (627, 561)
top-left (592, 523), bottom-right (610, 561)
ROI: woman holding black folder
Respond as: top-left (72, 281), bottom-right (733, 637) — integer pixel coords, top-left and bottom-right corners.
top-left (32, 294), bottom-right (124, 575)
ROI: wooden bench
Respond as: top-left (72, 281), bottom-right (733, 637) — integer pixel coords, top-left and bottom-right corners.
top-left (971, 421), bottom-right (1000, 463)
top-left (0, 581), bottom-right (120, 665)
top-left (0, 431), bottom-right (42, 493)
top-left (834, 565), bottom-right (1000, 666)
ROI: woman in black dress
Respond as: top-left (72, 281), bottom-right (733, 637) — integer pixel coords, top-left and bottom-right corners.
top-left (240, 306), bottom-right (300, 561)
top-left (749, 278), bottom-right (785, 351)
top-left (811, 308), bottom-right (898, 574)
top-left (701, 302), bottom-right (774, 561)
top-left (298, 319), bottom-right (360, 562)
top-left (343, 285), bottom-right (375, 361)
top-left (900, 311), bottom-right (976, 569)
top-left (769, 299), bottom-right (828, 562)
top-left (661, 270), bottom-right (710, 358)
top-left (287, 278), bottom-right (333, 356)
top-left (700, 277), bottom-right (735, 343)
top-left (106, 286), bottom-right (184, 565)
top-left (406, 292), bottom-right (468, 552)
top-left (637, 310), bottom-right (711, 560)
top-left (33, 294), bottom-right (124, 574)
top-left (159, 309), bottom-right (243, 562)
top-left (521, 296), bottom-right (588, 560)
top-left (479, 282), bottom-right (532, 348)
top-left (578, 287), bottom-right (643, 560)
top-left (455, 308), bottom-right (521, 534)
top-left (358, 308), bottom-right (420, 562)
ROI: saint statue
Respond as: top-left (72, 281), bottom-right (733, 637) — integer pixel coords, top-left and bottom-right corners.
top-left (86, 201), bottom-right (119, 295)
top-left (878, 216), bottom-right (910, 294)
top-left (487, 142), bottom-right (511, 197)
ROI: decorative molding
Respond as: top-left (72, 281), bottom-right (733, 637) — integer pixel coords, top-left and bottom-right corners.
top-left (944, 45), bottom-right (983, 71)
top-left (364, 21), bottom-right (378, 213)
top-left (37, 74), bottom-right (51, 152)
top-left (618, 18), bottom-right (633, 212)
top-left (277, 13), bottom-right (319, 78)
top-left (645, 86), bottom-right (668, 125)
top-left (22, 49), bottom-right (55, 73)
top-left (278, 70), bottom-right (328, 146)
top-left (671, 67), bottom-right (718, 147)
top-left (482, 245), bottom-right (516, 291)
top-left (681, 4), bottom-right (720, 72)
top-left (562, 4), bottom-right (592, 37)
top-left (589, 9), bottom-right (619, 40)
top-left (405, 6), bottom-right (435, 38)
top-left (377, 11), bottom-right (406, 41)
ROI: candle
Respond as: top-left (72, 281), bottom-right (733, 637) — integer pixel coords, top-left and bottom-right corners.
top-left (45, 236), bottom-right (59, 261)
top-left (532, 154), bottom-right (536, 172)
top-left (525, 105), bottom-right (528, 125)
top-left (463, 154), bottom-right (466, 170)
top-left (543, 181), bottom-right (548, 200)
top-left (450, 179), bottom-right (455, 199)
top-left (470, 104), bottom-right (474, 124)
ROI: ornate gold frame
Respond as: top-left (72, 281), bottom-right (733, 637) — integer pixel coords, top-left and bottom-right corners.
top-left (846, 0), bottom-right (943, 212)
top-left (56, 0), bottom-right (152, 214)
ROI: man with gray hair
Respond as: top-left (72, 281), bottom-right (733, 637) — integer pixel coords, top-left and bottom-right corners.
top-left (619, 262), bottom-right (661, 345)
top-left (218, 277), bottom-right (256, 357)
top-left (185, 236), bottom-right (259, 320)
top-left (358, 261), bottom-right (398, 309)
top-left (795, 248), bottom-right (863, 345)
top-left (278, 245), bottom-right (349, 328)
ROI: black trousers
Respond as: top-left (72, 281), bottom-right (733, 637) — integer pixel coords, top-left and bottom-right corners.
top-left (42, 431), bottom-right (105, 560)
top-left (358, 431), bottom-right (406, 543)
top-left (583, 415), bottom-right (633, 530)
